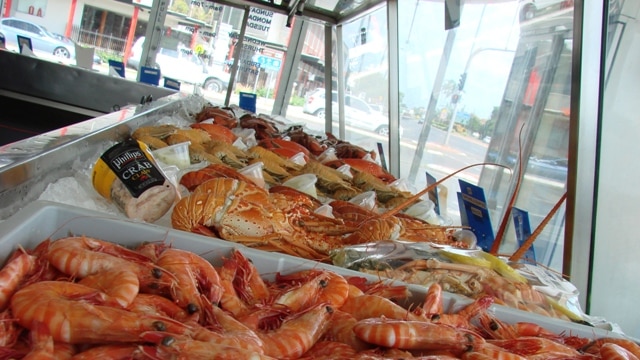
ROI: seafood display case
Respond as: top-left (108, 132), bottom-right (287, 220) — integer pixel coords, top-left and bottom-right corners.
top-left (0, 92), bottom-right (636, 341)
top-left (1, 0), bottom-right (639, 351)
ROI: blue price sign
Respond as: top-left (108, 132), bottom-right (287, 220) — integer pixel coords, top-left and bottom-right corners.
top-left (511, 207), bottom-right (536, 263)
top-left (458, 179), bottom-right (495, 252)
top-left (255, 55), bottom-right (281, 70)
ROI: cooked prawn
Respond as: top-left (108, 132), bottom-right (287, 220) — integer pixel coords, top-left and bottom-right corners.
top-left (431, 295), bottom-right (494, 329)
top-left (463, 345), bottom-right (528, 360)
top-left (274, 271), bottom-right (332, 312)
top-left (0, 249), bottom-right (36, 311)
top-left (323, 309), bottom-right (371, 352)
top-left (340, 294), bottom-right (422, 321)
top-left (141, 331), bottom-right (275, 360)
top-left (70, 344), bottom-right (145, 360)
top-left (10, 281), bottom-right (187, 344)
top-left (582, 337), bottom-right (640, 358)
top-left (77, 269), bottom-right (139, 308)
top-left (0, 309), bottom-right (20, 348)
top-left (416, 283), bottom-right (444, 318)
top-left (489, 336), bottom-right (583, 357)
top-left (22, 322), bottom-right (54, 360)
top-left (218, 258), bottom-right (252, 318)
top-left (227, 249), bottom-right (271, 306)
top-left (275, 269), bottom-right (350, 309)
top-left (198, 303), bottom-right (263, 353)
top-left (600, 342), bottom-right (640, 360)
top-left (127, 293), bottom-right (194, 323)
top-left (156, 248), bottom-right (223, 318)
top-left (354, 317), bottom-right (485, 353)
top-left (300, 340), bottom-right (357, 359)
top-left (257, 303), bottom-right (334, 359)
top-left (46, 236), bottom-right (163, 297)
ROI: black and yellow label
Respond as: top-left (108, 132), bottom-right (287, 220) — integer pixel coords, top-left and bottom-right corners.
top-left (92, 138), bottom-right (165, 198)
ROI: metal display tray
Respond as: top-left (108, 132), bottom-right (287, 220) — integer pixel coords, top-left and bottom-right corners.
top-left (0, 93), bottom-right (206, 221)
top-left (0, 200), bottom-right (629, 342)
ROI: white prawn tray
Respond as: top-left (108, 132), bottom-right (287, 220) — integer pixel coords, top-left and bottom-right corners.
top-left (0, 200), bottom-right (631, 343)
top-left (0, 200), bottom-right (440, 304)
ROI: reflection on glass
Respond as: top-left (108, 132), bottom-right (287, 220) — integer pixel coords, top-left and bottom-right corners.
top-left (397, 1), bottom-right (572, 272)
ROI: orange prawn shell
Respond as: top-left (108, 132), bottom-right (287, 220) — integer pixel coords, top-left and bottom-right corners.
top-left (10, 281), bottom-right (187, 344)
top-left (0, 251), bottom-right (36, 311)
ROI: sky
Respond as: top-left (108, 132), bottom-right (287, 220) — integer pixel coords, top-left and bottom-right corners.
top-left (342, 0), bottom-right (522, 119)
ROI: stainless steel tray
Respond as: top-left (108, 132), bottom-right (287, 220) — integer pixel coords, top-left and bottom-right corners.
top-left (0, 93), bottom-right (206, 220)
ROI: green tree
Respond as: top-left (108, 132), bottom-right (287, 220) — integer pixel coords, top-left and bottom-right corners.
top-left (170, 0), bottom-right (213, 22)
top-left (466, 114), bottom-right (484, 134)
top-left (170, 0), bottom-right (189, 15)
top-left (483, 106), bottom-right (499, 137)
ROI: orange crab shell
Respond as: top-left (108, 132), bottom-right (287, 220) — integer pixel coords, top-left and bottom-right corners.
top-left (190, 123), bottom-right (238, 145)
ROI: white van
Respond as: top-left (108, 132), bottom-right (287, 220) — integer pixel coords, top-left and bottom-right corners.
top-left (127, 37), bottom-right (229, 92)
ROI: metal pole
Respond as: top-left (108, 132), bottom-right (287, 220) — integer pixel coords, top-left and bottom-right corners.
top-left (408, 29), bottom-right (458, 183)
top-left (336, 24), bottom-right (346, 139)
top-left (137, 0), bottom-right (169, 82)
top-left (444, 47), bottom-right (515, 144)
top-left (272, 18), bottom-right (307, 116)
top-left (387, 0), bottom-right (401, 177)
top-left (444, 4), bottom-right (486, 145)
top-left (324, 24), bottom-right (333, 135)
top-left (224, 7), bottom-right (249, 106)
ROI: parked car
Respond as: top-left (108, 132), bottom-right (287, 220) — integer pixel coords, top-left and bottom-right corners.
top-left (0, 17), bottom-right (75, 58)
top-left (303, 89), bottom-right (403, 136)
top-left (518, 0), bottom-right (573, 22)
top-left (528, 156), bottom-right (568, 181)
top-left (127, 37), bottom-right (229, 92)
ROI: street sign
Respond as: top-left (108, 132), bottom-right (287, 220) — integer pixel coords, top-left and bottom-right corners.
top-left (254, 55), bottom-right (281, 71)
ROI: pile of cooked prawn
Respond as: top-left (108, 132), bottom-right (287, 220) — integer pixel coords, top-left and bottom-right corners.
top-left (0, 235), bottom-right (637, 359)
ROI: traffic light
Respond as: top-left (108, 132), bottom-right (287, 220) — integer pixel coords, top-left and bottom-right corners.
top-left (458, 72), bottom-right (467, 91)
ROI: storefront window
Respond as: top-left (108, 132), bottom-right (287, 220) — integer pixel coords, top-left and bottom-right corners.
top-left (334, 7), bottom-right (391, 157)
top-left (396, 1), bottom-right (573, 270)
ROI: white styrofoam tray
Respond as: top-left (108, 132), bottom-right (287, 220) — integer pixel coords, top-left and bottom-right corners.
top-left (0, 200), bottom-right (630, 342)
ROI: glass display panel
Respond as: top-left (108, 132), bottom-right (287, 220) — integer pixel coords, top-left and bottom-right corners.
top-left (396, 1), bottom-right (573, 270)
top-left (275, 21), bottom-right (334, 135)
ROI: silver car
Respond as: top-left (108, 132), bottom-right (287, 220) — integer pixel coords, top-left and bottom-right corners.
top-left (0, 17), bottom-right (75, 58)
top-left (303, 89), bottom-right (403, 136)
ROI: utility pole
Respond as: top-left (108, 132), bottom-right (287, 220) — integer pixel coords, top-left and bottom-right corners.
top-left (444, 47), bottom-right (516, 145)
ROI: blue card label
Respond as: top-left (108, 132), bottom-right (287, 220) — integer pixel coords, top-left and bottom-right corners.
top-left (163, 77), bottom-right (181, 91)
top-left (108, 60), bottom-right (125, 78)
top-left (458, 179), bottom-right (494, 251)
top-left (139, 66), bottom-right (160, 86)
top-left (511, 207), bottom-right (536, 263)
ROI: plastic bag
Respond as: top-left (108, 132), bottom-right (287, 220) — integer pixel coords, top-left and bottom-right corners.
top-left (329, 240), bottom-right (600, 326)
